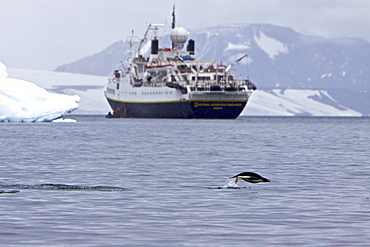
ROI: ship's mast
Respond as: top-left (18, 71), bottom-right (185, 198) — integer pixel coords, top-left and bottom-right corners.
top-left (225, 54), bottom-right (249, 73)
top-left (127, 30), bottom-right (138, 60)
top-left (137, 23), bottom-right (163, 56)
top-left (137, 24), bottom-right (152, 56)
top-left (172, 5), bottom-right (175, 29)
top-left (171, 5), bottom-right (175, 48)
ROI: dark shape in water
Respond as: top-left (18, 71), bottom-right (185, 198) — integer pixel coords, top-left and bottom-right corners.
top-left (0, 190), bottom-right (20, 194)
top-left (231, 172), bottom-right (270, 184)
top-left (37, 184), bottom-right (127, 191)
top-left (208, 186), bottom-right (244, 190)
top-left (0, 183), bottom-right (127, 192)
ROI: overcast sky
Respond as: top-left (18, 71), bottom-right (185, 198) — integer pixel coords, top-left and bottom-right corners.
top-left (1, 0), bottom-right (369, 70)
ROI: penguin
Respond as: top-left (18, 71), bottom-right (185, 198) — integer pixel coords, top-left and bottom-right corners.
top-left (231, 172), bottom-right (270, 184)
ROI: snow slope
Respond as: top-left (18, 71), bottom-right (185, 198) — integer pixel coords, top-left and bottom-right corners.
top-left (6, 68), bottom-right (361, 117)
top-left (254, 31), bottom-right (288, 59)
top-left (244, 90), bottom-right (360, 116)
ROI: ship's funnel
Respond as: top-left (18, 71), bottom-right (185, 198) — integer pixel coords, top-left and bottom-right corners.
top-left (187, 39), bottom-right (195, 55)
top-left (170, 27), bottom-right (189, 48)
top-left (151, 39), bottom-right (159, 54)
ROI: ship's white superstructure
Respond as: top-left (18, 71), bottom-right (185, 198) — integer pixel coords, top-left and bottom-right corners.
top-left (103, 8), bottom-right (256, 119)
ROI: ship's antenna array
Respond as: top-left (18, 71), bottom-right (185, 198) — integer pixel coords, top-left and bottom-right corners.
top-left (127, 30), bottom-right (138, 60)
top-left (172, 5), bottom-right (175, 29)
top-left (172, 5), bottom-right (175, 48)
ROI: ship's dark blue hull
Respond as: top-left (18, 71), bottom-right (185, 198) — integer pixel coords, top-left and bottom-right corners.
top-left (106, 99), bottom-right (248, 119)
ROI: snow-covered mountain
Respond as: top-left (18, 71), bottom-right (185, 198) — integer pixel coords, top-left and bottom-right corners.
top-left (55, 23), bottom-right (370, 116)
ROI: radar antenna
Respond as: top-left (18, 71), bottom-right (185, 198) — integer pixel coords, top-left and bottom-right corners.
top-left (172, 5), bottom-right (175, 48)
top-left (172, 5), bottom-right (175, 29)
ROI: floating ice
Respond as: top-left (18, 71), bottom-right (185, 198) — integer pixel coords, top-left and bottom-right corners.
top-left (0, 62), bottom-right (80, 122)
top-left (0, 62), bottom-right (7, 78)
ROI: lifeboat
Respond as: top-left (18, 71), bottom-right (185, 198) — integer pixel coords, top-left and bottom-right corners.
top-left (145, 64), bottom-right (174, 73)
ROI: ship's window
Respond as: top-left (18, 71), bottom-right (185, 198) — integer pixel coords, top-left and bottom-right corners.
top-left (191, 76), bottom-right (211, 81)
top-left (116, 83), bottom-right (119, 90)
top-left (107, 88), bottom-right (115, 94)
top-left (137, 64), bottom-right (145, 73)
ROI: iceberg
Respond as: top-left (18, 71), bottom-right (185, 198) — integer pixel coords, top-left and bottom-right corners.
top-left (0, 62), bottom-right (80, 122)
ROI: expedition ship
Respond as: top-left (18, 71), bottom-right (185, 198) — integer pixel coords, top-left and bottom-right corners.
top-left (103, 9), bottom-right (256, 119)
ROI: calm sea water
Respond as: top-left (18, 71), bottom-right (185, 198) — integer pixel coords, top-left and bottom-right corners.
top-left (1, 116), bottom-right (369, 246)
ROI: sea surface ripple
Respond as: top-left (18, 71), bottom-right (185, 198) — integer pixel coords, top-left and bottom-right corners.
top-left (0, 116), bottom-right (369, 246)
